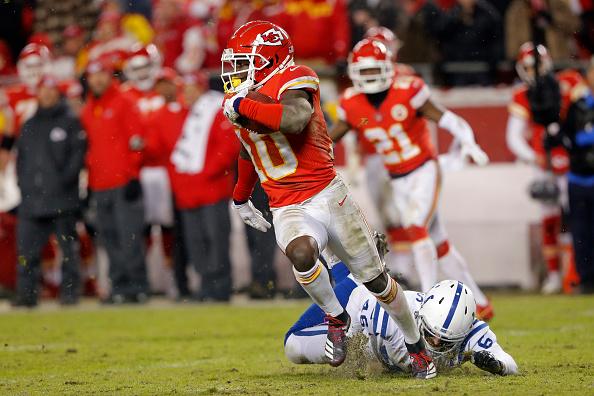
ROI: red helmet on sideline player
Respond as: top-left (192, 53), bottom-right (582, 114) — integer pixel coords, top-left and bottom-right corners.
top-left (220, 20), bottom-right (294, 93)
top-left (516, 42), bottom-right (553, 84)
top-left (364, 26), bottom-right (401, 60)
top-left (17, 43), bottom-right (52, 88)
top-left (348, 39), bottom-right (395, 94)
top-left (123, 43), bottom-right (161, 91)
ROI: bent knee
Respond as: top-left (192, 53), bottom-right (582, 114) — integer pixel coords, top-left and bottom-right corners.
top-left (286, 236), bottom-right (319, 272)
top-left (364, 271), bottom-right (390, 294)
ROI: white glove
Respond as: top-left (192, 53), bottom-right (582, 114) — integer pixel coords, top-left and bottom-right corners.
top-left (232, 200), bottom-right (271, 232)
top-left (223, 88), bottom-right (248, 127)
top-left (461, 142), bottom-right (489, 166)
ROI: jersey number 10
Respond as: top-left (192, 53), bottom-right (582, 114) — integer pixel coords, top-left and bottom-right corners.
top-left (242, 131), bottom-right (298, 180)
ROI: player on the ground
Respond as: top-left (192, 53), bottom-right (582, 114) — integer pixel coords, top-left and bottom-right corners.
top-left (285, 268), bottom-right (518, 376)
top-left (221, 20), bottom-right (436, 379)
top-left (506, 42), bottom-right (582, 294)
top-left (329, 39), bottom-right (493, 319)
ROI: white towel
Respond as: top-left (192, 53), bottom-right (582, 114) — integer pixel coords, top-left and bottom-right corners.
top-left (170, 90), bottom-right (224, 174)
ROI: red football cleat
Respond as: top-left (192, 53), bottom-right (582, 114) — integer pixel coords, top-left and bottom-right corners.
top-left (476, 299), bottom-right (494, 321)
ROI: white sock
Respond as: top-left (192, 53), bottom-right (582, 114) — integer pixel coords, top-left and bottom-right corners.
top-left (370, 276), bottom-right (420, 344)
top-left (293, 260), bottom-right (344, 318)
top-left (411, 238), bottom-right (438, 293)
top-left (439, 247), bottom-right (488, 306)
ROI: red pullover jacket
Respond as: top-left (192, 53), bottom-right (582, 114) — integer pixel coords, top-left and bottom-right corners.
top-left (144, 100), bottom-right (240, 210)
top-left (80, 80), bottom-right (144, 191)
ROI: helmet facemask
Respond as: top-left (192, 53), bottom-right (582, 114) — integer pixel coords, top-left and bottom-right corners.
top-left (18, 55), bottom-right (47, 88)
top-left (221, 48), bottom-right (293, 94)
top-left (418, 315), bottom-right (465, 360)
top-left (348, 58), bottom-right (394, 94)
top-left (516, 44), bottom-right (552, 85)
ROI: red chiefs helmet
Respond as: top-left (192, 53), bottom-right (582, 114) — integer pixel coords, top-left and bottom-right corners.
top-left (221, 20), bottom-right (294, 93)
top-left (364, 26), bottom-right (401, 60)
top-left (123, 43), bottom-right (162, 91)
top-left (17, 43), bottom-right (52, 88)
top-left (348, 39), bottom-right (395, 94)
top-left (516, 42), bottom-right (553, 83)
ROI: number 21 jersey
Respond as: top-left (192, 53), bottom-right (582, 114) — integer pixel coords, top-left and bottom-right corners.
top-left (338, 75), bottom-right (436, 176)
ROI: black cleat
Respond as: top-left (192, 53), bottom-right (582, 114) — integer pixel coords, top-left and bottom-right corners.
top-left (324, 310), bottom-right (350, 367)
top-left (406, 338), bottom-right (437, 379)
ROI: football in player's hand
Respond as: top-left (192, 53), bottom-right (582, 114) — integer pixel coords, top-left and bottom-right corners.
top-left (237, 91), bottom-right (277, 134)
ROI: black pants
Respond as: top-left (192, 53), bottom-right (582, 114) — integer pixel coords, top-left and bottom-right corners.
top-left (180, 199), bottom-right (232, 300)
top-left (16, 213), bottom-right (80, 301)
top-left (568, 182), bottom-right (594, 291)
top-left (93, 186), bottom-right (148, 297)
top-left (172, 205), bottom-right (190, 297)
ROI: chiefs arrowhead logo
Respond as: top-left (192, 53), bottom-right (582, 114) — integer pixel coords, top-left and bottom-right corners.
top-left (254, 28), bottom-right (286, 46)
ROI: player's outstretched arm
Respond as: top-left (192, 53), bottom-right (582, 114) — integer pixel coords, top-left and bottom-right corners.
top-left (419, 100), bottom-right (489, 166)
top-left (279, 89), bottom-right (314, 134)
top-left (328, 119), bottom-right (351, 143)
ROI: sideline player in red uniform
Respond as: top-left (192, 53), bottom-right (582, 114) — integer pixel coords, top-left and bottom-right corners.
top-left (329, 39), bottom-right (493, 317)
top-left (120, 43), bottom-right (176, 272)
top-left (221, 21), bottom-right (436, 379)
top-left (0, 43), bottom-right (59, 295)
top-left (506, 43), bottom-right (582, 294)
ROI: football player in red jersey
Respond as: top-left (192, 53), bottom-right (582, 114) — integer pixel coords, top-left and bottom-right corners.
top-left (120, 43), bottom-right (176, 273)
top-left (221, 21), bottom-right (436, 379)
top-left (357, 27), bottom-right (417, 284)
top-left (329, 39), bottom-right (493, 318)
top-left (0, 43), bottom-right (57, 296)
top-left (2, 43), bottom-right (52, 135)
top-left (506, 42), bottom-right (582, 295)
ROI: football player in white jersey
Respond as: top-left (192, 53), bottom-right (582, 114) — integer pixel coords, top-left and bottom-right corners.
top-left (285, 268), bottom-right (517, 375)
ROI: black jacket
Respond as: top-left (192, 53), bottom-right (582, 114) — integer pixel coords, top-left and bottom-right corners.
top-left (16, 98), bottom-right (87, 218)
top-left (546, 95), bottom-right (594, 177)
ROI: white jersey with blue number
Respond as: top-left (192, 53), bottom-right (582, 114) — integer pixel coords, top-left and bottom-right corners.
top-left (345, 286), bottom-right (517, 375)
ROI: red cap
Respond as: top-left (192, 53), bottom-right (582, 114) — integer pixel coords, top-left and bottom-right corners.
top-left (182, 70), bottom-right (209, 91)
top-left (86, 57), bottom-right (114, 75)
top-left (38, 73), bottom-right (60, 89)
top-left (62, 24), bottom-right (85, 40)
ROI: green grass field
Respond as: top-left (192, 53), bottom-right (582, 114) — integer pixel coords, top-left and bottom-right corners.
top-left (1, 292), bottom-right (593, 395)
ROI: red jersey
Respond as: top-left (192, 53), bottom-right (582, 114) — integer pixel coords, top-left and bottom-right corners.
top-left (145, 101), bottom-right (240, 209)
top-left (283, 0), bottom-right (350, 63)
top-left (119, 83), bottom-right (166, 167)
top-left (338, 75), bottom-right (435, 176)
top-left (119, 83), bottom-right (165, 116)
top-left (3, 84), bottom-right (37, 134)
top-left (508, 70), bottom-right (582, 173)
top-left (237, 65), bottom-right (336, 208)
top-left (80, 81), bottom-right (144, 191)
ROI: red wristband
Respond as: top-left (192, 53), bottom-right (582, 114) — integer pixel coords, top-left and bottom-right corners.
top-left (238, 98), bottom-right (283, 132)
top-left (233, 157), bottom-right (259, 203)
